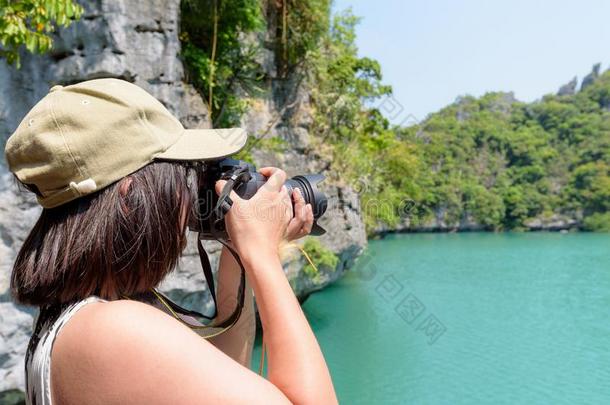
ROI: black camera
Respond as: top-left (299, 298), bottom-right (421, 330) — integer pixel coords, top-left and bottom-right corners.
top-left (191, 158), bottom-right (328, 240)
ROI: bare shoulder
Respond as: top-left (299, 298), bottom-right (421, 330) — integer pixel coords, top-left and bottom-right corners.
top-left (52, 299), bottom-right (189, 364)
top-left (51, 299), bottom-right (197, 404)
top-left (51, 299), bottom-right (288, 405)
top-left (55, 298), bottom-right (186, 339)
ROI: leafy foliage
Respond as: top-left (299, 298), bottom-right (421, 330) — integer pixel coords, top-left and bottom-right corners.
top-left (0, 0), bottom-right (82, 67)
top-left (302, 237), bottom-right (339, 279)
top-left (180, 0), bottom-right (264, 127)
top-left (180, 0), bottom-right (333, 126)
top-left (583, 212), bottom-right (610, 231)
top-left (273, 0), bottom-right (331, 77)
top-left (397, 75), bottom-right (610, 231)
top-left (307, 10), bottom-right (419, 230)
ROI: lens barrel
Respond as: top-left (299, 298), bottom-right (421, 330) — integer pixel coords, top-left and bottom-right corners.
top-left (284, 175), bottom-right (328, 219)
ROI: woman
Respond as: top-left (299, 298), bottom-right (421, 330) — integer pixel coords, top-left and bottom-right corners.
top-left (6, 78), bottom-right (337, 404)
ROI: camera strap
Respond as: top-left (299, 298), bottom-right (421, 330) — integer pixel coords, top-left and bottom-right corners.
top-left (197, 165), bottom-right (252, 328)
top-left (182, 167), bottom-right (251, 336)
top-left (198, 237), bottom-right (246, 333)
top-left (149, 238), bottom-right (245, 339)
top-left (214, 164), bottom-right (251, 218)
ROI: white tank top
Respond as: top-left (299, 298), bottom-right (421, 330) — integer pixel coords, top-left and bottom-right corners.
top-left (25, 296), bottom-right (106, 405)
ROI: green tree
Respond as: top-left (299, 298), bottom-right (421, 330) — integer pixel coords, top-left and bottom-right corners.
top-left (0, 0), bottom-right (83, 67)
top-left (273, 0), bottom-right (330, 77)
top-left (180, 0), bottom-right (264, 127)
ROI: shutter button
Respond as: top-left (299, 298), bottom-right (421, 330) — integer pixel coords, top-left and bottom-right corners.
top-left (49, 85), bottom-right (64, 92)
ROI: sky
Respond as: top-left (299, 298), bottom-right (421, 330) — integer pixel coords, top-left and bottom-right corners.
top-left (333, 0), bottom-right (610, 124)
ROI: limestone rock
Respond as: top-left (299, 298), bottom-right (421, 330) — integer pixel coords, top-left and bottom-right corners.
top-left (524, 214), bottom-right (580, 231)
top-left (581, 63), bottom-right (601, 91)
top-left (557, 76), bottom-right (578, 96)
top-left (0, 303), bottom-right (34, 393)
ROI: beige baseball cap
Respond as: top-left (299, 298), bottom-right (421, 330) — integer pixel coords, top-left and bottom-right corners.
top-left (4, 78), bottom-right (247, 208)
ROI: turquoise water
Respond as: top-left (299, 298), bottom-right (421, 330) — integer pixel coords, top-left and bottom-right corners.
top-left (255, 233), bottom-right (610, 404)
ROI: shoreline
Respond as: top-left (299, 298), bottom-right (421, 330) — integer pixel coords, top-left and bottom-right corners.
top-left (371, 226), bottom-right (591, 239)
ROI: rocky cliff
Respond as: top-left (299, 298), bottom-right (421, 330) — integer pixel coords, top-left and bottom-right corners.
top-left (0, 0), bottom-right (366, 395)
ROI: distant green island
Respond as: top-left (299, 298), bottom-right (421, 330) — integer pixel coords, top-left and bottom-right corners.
top-left (383, 70), bottom-right (610, 233)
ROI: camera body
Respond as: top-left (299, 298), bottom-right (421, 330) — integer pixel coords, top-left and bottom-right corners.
top-left (191, 158), bottom-right (328, 240)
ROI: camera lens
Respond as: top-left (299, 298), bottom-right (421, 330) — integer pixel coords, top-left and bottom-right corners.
top-left (284, 174), bottom-right (328, 219)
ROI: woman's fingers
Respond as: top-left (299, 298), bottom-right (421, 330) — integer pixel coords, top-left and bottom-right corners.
top-left (258, 167), bottom-right (278, 177)
top-left (285, 189), bottom-right (306, 239)
top-left (259, 167), bottom-right (287, 192)
top-left (295, 205), bottom-right (314, 238)
top-left (284, 188), bottom-right (315, 241)
top-left (293, 188), bottom-right (306, 219)
top-left (302, 204), bottom-right (314, 234)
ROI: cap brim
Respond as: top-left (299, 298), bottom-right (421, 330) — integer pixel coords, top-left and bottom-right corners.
top-left (155, 128), bottom-right (247, 161)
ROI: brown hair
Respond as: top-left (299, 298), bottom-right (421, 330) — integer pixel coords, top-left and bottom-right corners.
top-left (11, 162), bottom-right (196, 306)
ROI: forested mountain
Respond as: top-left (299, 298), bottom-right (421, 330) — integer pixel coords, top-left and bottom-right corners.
top-left (389, 70), bottom-right (610, 232)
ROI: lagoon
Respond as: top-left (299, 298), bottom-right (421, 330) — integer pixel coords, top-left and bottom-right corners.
top-left (255, 233), bottom-right (610, 404)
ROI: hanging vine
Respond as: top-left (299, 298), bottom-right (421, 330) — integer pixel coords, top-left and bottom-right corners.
top-left (208, 0), bottom-right (218, 118)
top-left (273, 0), bottom-right (330, 78)
top-left (281, 0), bottom-right (287, 76)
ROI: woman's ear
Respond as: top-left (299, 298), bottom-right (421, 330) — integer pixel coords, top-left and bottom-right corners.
top-left (119, 177), bottom-right (133, 197)
top-left (118, 177), bottom-right (133, 215)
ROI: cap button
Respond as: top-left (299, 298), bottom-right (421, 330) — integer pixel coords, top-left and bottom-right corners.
top-left (49, 85), bottom-right (64, 92)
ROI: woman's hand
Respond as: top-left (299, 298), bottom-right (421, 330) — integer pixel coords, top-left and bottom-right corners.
top-left (203, 168), bottom-right (336, 405)
top-left (215, 167), bottom-right (292, 261)
top-left (284, 188), bottom-right (314, 241)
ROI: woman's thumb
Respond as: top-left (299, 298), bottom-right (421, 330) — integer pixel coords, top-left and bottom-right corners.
top-left (215, 179), bottom-right (227, 196)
